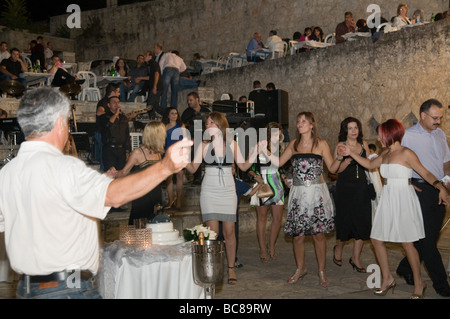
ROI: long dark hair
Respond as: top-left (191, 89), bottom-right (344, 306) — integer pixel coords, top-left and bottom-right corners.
top-left (338, 117), bottom-right (363, 144)
top-left (162, 107), bottom-right (183, 126)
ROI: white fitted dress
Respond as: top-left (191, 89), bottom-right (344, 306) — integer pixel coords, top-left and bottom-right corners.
top-left (370, 164), bottom-right (425, 242)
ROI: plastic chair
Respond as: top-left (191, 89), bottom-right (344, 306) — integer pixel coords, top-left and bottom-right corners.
top-left (272, 41), bottom-right (287, 59)
top-left (130, 133), bottom-right (142, 151)
top-left (376, 22), bottom-right (392, 33)
top-left (20, 55), bottom-right (32, 69)
top-left (324, 33), bottom-right (336, 44)
top-left (76, 71), bottom-right (101, 101)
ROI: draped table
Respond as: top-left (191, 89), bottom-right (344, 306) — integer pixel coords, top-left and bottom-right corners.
top-left (97, 241), bottom-right (204, 299)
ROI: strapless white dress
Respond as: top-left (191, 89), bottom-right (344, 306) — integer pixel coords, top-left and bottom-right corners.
top-left (370, 164), bottom-right (425, 242)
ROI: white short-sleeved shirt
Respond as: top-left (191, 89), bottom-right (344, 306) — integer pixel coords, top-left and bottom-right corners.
top-left (0, 141), bottom-right (112, 275)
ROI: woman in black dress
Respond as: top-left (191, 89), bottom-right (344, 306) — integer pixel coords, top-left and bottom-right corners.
top-left (114, 121), bottom-right (166, 225)
top-left (332, 117), bottom-right (372, 273)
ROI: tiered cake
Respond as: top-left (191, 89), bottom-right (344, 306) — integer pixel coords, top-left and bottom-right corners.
top-left (146, 221), bottom-right (184, 245)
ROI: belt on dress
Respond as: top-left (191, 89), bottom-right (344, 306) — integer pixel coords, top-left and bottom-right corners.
top-left (383, 178), bottom-right (412, 185)
top-left (23, 270), bottom-right (93, 283)
top-left (293, 175), bottom-right (324, 187)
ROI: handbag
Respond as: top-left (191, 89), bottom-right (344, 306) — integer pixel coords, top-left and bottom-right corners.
top-left (257, 183), bottom-right (274, 198)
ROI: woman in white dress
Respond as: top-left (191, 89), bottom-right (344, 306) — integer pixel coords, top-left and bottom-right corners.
top-left (186, 112), bottom-right (256, 285)
top-left (342, 119), bottom-right (449, 299)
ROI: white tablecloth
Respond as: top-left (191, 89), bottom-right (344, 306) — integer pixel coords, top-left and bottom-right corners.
top-left (97, 241), bottom-right (204, 299)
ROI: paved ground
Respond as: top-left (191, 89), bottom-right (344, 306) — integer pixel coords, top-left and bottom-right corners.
top-left (213, 231), bottom-right (450, 300)
top-left (4, 228), bottom-right (447, 301)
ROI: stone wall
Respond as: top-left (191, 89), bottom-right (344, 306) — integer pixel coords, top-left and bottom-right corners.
top-left (2, 21), bottom-right (449, 170)
top-left (49, 0), bottom-right (449, 62)
top-left (199, 19), bottom-right (450, 156)
top-left (0, 28), bottom-right (75, 58)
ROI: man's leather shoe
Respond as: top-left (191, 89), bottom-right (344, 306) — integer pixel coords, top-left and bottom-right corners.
top-left (396, 270), bottom-right (414, 286)
top-left (435, 286), bottom-right (450, 297)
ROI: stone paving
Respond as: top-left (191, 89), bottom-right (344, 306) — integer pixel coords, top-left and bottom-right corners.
top-left (2, 227), bottom-right (448, 301)
top-left (213, 231), bottom-right (450, 300)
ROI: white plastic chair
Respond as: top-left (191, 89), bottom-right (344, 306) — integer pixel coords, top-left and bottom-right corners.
top-left (130, 133), bottom-right (142, 151)
top-left (76, 71), bottom-right (101, 101)
top-left (272, 41), bottom-right (287, 59)
top-left (376, 22), bottom-right (392, 33)
top-left (324, 33), bottom-right (336, 44)
top-left (20, 54), bottom-right (32, 69)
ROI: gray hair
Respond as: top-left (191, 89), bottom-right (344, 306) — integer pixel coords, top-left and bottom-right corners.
top-left (17, 87), bottom-right (71, 139)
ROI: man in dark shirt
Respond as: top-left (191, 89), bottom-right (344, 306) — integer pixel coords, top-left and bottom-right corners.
top-left (97, 96), bottom-right (132, 171)
top-left (181, 91), bottom-right (211, 135)
top-left (120, 55), bottom-right (149, 102)
top-left (181, 91), bottom-right (211, 185)
top-left (0, 48), bottom-right (28, 88)
top-left (143, 50), bottom-right (164, 117)
top-left (248, 80), bottom-right (268, 116)
top-left (335, 11), bottom-right (357, 44)
top-left (95, 83), bottom-right (121, 170)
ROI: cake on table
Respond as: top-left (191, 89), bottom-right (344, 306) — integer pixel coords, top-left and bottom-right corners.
top-left (146, 221), bottom-right (184, 245)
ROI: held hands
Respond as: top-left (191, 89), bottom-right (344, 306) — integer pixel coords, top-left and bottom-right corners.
top-left (105, 167), bottom-right (118, 179)
top-left (164, 138), bottom-right (193, 174)
top-left (339, 145), bottom-right (351, 157)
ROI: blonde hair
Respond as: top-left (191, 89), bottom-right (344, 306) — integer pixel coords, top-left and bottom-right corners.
top-left (397, 3), bottom-right (407, 15)
top-left (205, 112), bottom-right (229, 142)
top-left (142, 121), bottom-right (166, 154)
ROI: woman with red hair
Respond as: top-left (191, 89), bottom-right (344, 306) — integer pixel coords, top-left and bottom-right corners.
top-left (342, 119), bottom-right (449, 299)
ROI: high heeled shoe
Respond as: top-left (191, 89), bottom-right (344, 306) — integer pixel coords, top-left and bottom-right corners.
top-left (164, 198), bottom-right (176, 210)
top-left (410, 284), bottom-right (427, 299)
top-left (349, 258), bottom-right (366, 273)
top-left (318, 270), bottom-right (329, 288)
top-left (333, 245), bottom-right (342, 267)
top-left (287, 268), bottom-right (308, 284)
top-left (228, 267), bottom-right (237, 285)
top-left (373, 280), bottom-right (396, 296)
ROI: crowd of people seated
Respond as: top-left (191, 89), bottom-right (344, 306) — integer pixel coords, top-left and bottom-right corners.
top-left (245, 4), bottom-right (449, 61)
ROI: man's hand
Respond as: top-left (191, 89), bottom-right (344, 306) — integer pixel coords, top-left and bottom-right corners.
top-left (162, 138), bottom-right (193, 174)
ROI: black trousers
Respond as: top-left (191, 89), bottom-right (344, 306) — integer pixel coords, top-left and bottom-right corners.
top-left (396, 180), bottom-right (449, 291)
top-left (51, 68), bottom-right (76, 87)
top-left (102, 146), bottom-right (127, 172)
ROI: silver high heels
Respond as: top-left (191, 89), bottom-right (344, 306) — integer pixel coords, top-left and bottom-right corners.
top-left (287, 268), bottom-right (308, 284)
top-left (373, 280), bottom-right (396, 296)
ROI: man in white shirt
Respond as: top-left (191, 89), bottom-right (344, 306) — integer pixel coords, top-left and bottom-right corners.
top-left (0, 87), bottom-right (192, 299)
top-left (0, 42), bottom-right (10, 62)
top-left (153, 43), bottom-right (186, 110)
top-left (265, 30), bottom-right (283, 57)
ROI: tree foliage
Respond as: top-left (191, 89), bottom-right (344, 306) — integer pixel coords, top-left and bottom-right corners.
top-left (1, 0), bottom-right (30, 30)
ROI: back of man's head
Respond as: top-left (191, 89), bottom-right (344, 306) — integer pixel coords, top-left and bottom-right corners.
top-left (18, 87), bottom-right (70, 139)
top-left (253, 80), bottom-right (261, 89)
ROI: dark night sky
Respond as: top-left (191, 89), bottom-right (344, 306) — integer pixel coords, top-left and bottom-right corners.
top-left (0, 1), bottom-right (149, 21)
top-left (25, 1), bottom-right (106, 20)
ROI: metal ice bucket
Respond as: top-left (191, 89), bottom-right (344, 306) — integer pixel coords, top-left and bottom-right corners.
top-left (192, 240), bottom-right (225, 285)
